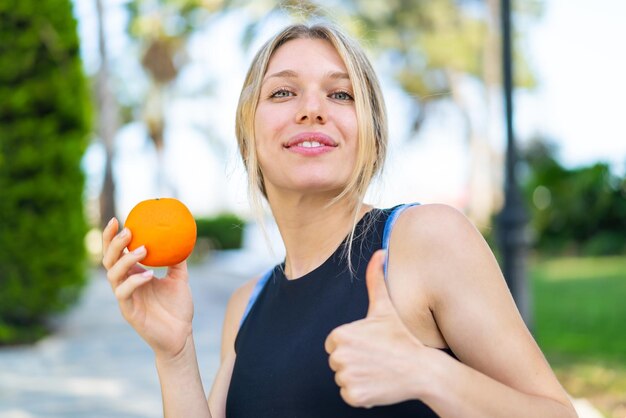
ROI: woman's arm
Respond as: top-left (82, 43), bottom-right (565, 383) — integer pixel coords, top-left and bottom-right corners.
top-left (158, 276), bottom-right (256, 418)
top-left (157, 335), bottom-right (212, 417)
top-left (159, 275), bottom-right (256, 418)
top-left (102, 219), bottom-right (257, 418)
top-left (102, 219), bottom-right (211, 417)
top-left (206, 277), bottom-right (259, 417)
top-left (325, 204), bottom-right (577, 417)
top-left (395, 204), bottom-right (576, 417)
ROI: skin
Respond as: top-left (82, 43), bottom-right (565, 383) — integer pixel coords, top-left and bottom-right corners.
top-left (254, 38), bottom-right (365, 279)
top-left (254, 38), bottom-right (358, 199)
top-left (102, 38), bottom-right (578, 418)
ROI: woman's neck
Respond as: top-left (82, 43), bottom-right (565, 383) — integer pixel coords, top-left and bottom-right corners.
top-left (268, 191), bottom-right (370, 280)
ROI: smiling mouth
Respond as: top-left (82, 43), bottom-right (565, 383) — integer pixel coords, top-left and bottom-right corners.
top-left (284, 133), bottom-right (338, 149)
top-left (292, 141), bottom-right (326, 148)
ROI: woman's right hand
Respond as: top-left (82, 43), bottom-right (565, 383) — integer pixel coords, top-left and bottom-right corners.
top-left (102, 218), bottom-right (195, 360)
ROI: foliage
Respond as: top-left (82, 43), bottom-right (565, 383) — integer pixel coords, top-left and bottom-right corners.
top-left (117, 1), bottom-right (542, 225)
top-left (0, 0), bottom-right (91, 344)
top-left (203, 0), bottom-right (543, 224)
top-left (121, 0), bottom-right (541, 136)
top-left (195, 213), bottom-right (245, 250)
top-left (521, 139), bottom-right (626, 255)
top-left (221, 0), bottom-right (540, 130)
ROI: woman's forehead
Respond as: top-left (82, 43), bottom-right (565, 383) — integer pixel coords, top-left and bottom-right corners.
top-left (264, 38), bottom-right (348, 77)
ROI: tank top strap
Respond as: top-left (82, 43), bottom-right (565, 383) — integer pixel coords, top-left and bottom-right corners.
top-left (382, 202), bottom-right (420, 280)
top-left (239, 268), bottom-right (273, 328)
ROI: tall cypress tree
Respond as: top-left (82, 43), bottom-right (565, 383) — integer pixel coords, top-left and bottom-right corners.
top-left (0, 0), bottom-right (91, 343)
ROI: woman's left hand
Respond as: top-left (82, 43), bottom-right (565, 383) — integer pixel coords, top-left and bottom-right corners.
top-left (324, 250), bottom-right (429, 408)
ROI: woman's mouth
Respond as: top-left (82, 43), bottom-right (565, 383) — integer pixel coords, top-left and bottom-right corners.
top-left (284, 132), bottom-right (338, 154)
top-left (284, 133), bottom-right (338, 155)
top-left (297, 141), bottom-right (325, 148)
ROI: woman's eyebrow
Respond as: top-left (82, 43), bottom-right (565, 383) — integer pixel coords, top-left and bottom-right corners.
top-left (263, 69), bottom-right (298, 83)
top-left (262, 70), bottom-right (350, 84)
top-left (326, 71), bottom-right (350, 80)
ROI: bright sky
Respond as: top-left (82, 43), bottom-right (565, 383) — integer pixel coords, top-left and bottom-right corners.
top-left (518, 0), bottom-right (626, 170)
top-left (75, 0), bottom-right (626, 219)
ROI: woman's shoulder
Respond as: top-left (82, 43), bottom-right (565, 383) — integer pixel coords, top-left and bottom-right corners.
top-left (231, 276), bottom-right (261, 305)
top-left (391, 202), bottom-right (479, 243)
top-left (388, 203), bottom-right (493, 284)
top-left (386, 202), bottom-right (505, 335)
top-left (220, 273), bottom-right (266, 357)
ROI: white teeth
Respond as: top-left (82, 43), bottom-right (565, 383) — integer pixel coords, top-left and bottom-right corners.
top-left (300, 141), bottom-right (323, 148)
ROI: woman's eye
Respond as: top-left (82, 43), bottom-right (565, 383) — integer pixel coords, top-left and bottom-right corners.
top-left (330, 91), bottom-right (354, 101)
top-left (270, 89), bottom-right (294, 98)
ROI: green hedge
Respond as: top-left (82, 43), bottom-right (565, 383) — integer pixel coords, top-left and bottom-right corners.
top-left (0, 0), bottom-right (91, 344)
top-left (195, 214), bottom-right (245, 250)
top-left (521, 141), bottom-right (626, 256)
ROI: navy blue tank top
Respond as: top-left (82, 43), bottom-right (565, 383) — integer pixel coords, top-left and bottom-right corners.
top-left (226, 204), bottom-right (455, 417)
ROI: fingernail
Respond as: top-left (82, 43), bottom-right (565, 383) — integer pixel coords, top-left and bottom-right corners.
top-left (119, 228), bottom-right (129, 238)
top-left (106, 217), bottom-right (115, 228)
top-left (132, 245), bottom-right (146, 255)
top-left (141, 270), bottom-right (153, 278)
top-left (380, 250), bottom-right (387, 264)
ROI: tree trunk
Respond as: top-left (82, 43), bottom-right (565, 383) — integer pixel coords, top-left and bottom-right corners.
top-left (144, 83), bottom-right (177, 197)
top-left (446, 69), bottom-right (496, 228)
top-left (95, 0), bottom-right (120, 228)
top-left (484, 0), bottom-right (505, 214)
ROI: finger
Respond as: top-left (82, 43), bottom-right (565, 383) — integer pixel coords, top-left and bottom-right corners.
top-left (325, 337), bottom-right (334, 355)
top-left (340, 387), bottom-right (362, 408)
top-left (166, 260), bottom-right (188, 282)
top-left (101, 217), bottom-right (119, 259)
top-left (341, 387), bottom-right (373, 409)
top-left (334, 370), bottom-right (346, 388)
top-left (328, 351), bottom-right (341, 372)
top-left (325, 329), bottom-right (339, 354)
top-left (106, 245), bottom-right (148, 290)
top-left (127, 263), bottom-right (147, 277)
top-left (115, 270), bottom-right (154, 302)
top-left (102, 227), bottom-right (132, 270)
top-left (366, 249), bottom-right (394, 317)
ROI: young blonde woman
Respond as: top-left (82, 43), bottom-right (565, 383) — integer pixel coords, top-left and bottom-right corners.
top-left (102, 22), bottom-right (578, 418)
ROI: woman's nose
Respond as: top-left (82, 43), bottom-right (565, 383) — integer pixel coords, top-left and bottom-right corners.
top-left (296, 93), bottom-right (327, 124)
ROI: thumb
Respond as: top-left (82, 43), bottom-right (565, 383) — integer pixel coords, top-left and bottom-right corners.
top-left (366, 249), bottom-right (394, 317)
top-left (167, 260), bottom-right (189, 281)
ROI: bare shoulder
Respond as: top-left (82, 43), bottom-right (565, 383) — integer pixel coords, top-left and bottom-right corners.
top-left (388, 202), bottom-right (512, 340)
top-left (388, 203), bottom-right (573, 403)
top-left (390, 203), bottom-right (494, 289)
top-left (228, 276), bottom-right (260, 312)
top-left (220, 275), bottom-right (262, 360)
top-left (208, 276), bottom-right (261, 414)
top-left (396, 203), bottom-right (484, 246)
top-left (387, 203), bottom-right (498, 333)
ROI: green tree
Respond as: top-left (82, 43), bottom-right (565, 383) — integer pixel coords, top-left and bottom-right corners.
top-left (218, 0), bottom-right (540, 226)
top-left (521, 139), bottom-right (626, 255)
top-left (123, 0), bottom-right (226, 196)
top-left (114, 0), bottom-right (540, 226)
top-left (0, 0), bottom-right (92, 343)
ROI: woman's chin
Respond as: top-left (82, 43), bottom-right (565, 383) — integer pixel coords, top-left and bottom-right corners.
top-left (270, 181), bottom-right (349, 198)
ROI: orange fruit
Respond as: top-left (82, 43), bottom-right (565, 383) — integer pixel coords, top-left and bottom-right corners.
top-left (124, 198), bottom-right (197, 267)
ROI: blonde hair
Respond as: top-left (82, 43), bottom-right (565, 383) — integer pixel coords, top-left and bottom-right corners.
top-left (235, 22), bottom-right (388, 271)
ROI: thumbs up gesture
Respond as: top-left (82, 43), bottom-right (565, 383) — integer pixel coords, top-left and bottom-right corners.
top-left (324, 250), bottom-right (428, 408)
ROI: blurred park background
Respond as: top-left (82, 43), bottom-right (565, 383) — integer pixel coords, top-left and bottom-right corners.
top-left (1, 0), bottom-right (625, 416)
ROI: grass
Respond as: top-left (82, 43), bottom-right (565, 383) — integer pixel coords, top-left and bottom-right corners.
top-left (531, 256), bottom-right (626, 417)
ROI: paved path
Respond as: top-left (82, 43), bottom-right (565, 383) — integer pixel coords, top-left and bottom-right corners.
top-left (0, 248), bottom-right (604, 417)
top-left (0, 250), bottom-right (272, 418)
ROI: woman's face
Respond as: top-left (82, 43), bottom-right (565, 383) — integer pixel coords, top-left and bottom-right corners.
top-left (254, 38), bottom-right (358, 198)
